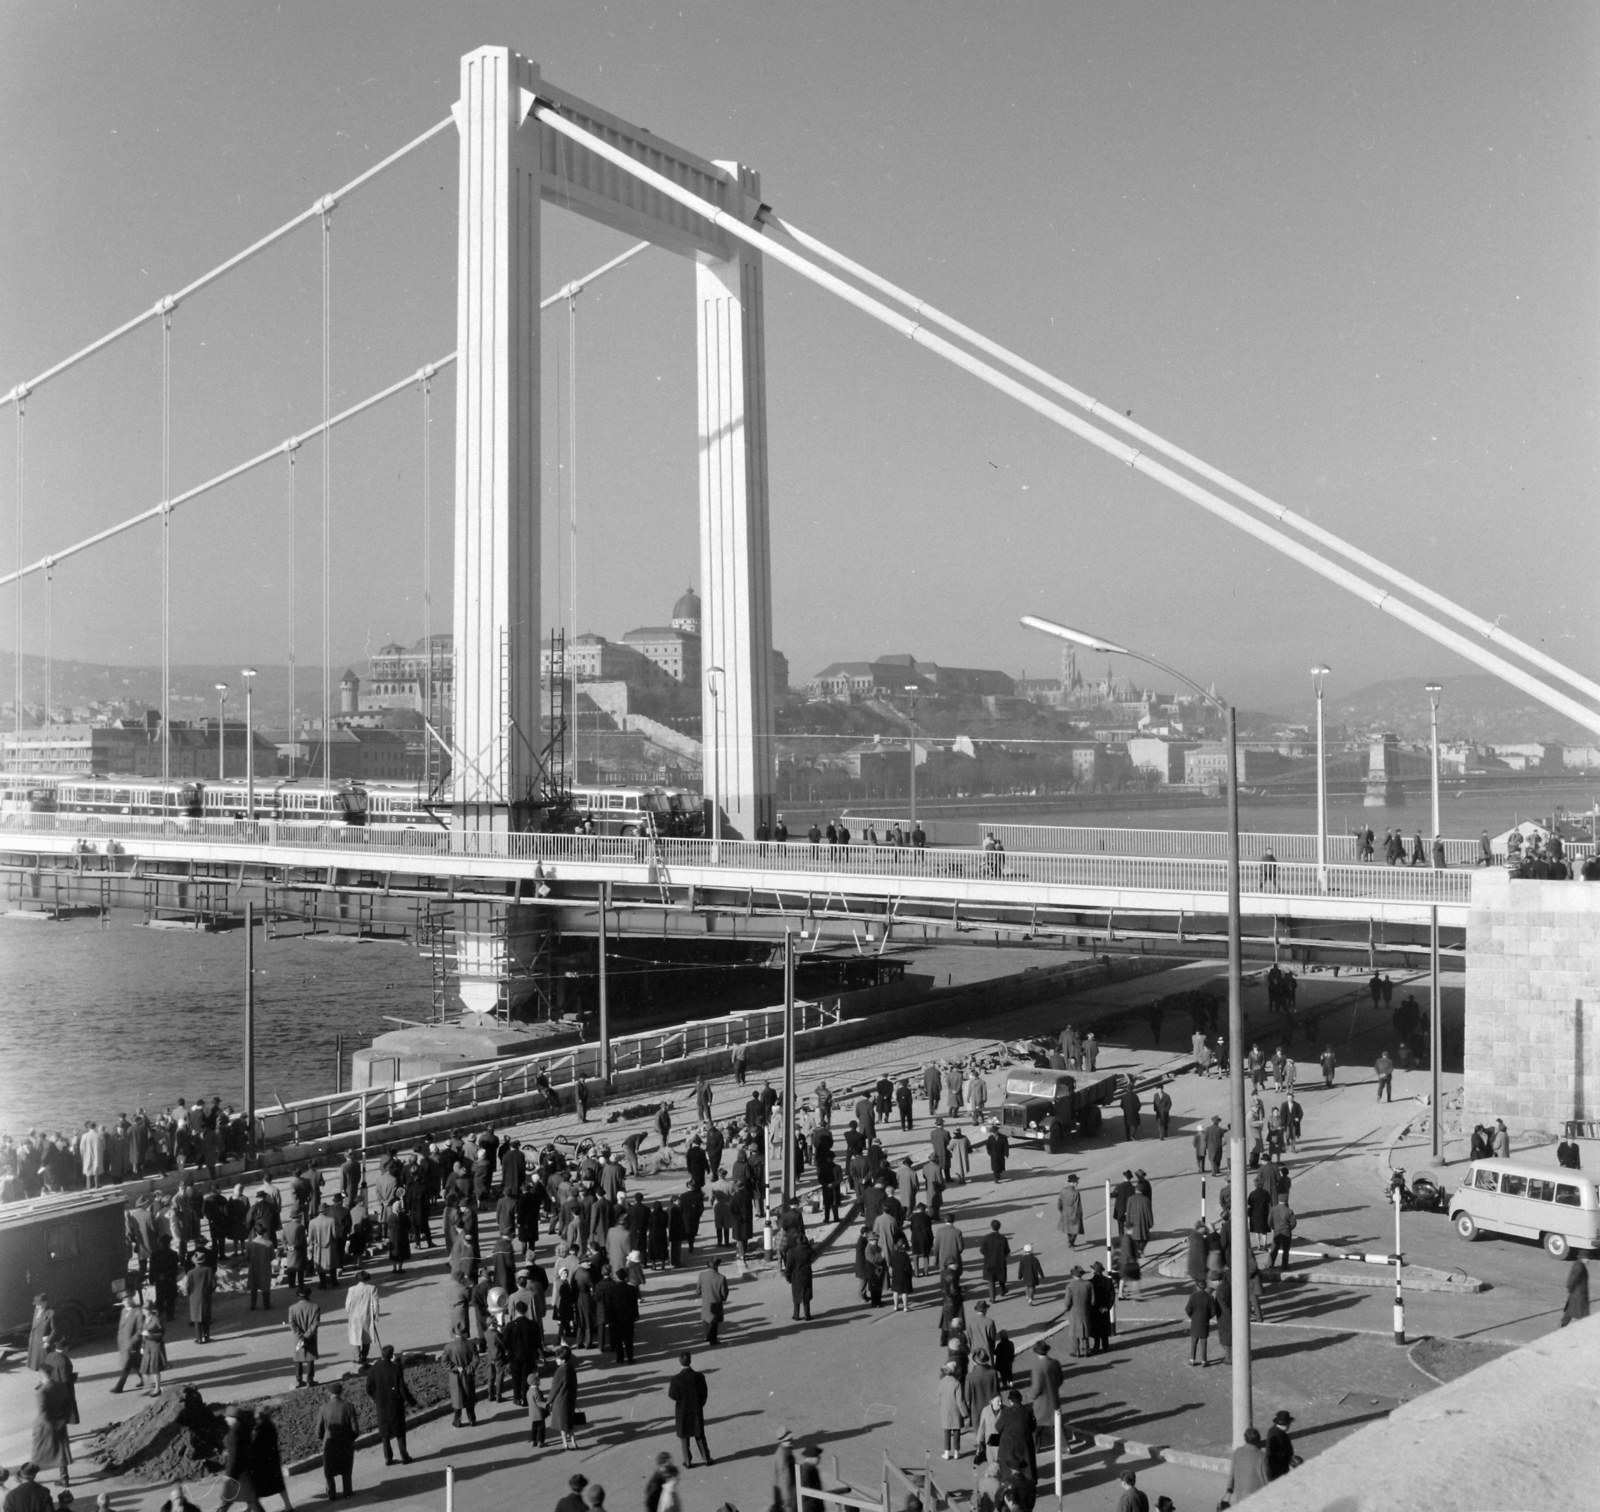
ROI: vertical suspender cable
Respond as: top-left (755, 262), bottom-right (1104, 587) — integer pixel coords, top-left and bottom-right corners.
top-left (421, 367), bottom-right (433, 793)
top-left (13, 392), bottom-right (24, 734)
top-left (285, 442), bottom-right (298, 737)
top-left (567, 295), bottom-right (579, 773)
top-left (320, 201), bottom-right (334, 783)
top-left (161, 304), bottom-right (173, 790)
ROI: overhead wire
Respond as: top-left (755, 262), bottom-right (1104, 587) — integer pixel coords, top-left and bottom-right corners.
top-left (529, 100), bottom-right (1600, 739)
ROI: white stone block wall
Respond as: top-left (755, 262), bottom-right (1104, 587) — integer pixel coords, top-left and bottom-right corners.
top-left (1464, 869), bottom-right (1600, 1134)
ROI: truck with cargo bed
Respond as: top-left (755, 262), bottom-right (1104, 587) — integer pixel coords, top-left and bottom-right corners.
top-left (999, 1068), bottom-right (1124, 1151)
top-left (0, 1188), bottom-right (128, 1345)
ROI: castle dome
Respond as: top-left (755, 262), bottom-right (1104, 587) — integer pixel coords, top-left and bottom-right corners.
top-left (671, 587), bottom-right (701, 633)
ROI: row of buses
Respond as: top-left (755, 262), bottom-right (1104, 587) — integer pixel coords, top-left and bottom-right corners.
top-left (0, 775), bottom-right (706, 838)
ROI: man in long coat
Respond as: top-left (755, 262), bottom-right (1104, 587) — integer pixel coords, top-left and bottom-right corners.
top-left (1124, 1186), bottom-right (1154, 1254)
top-left (188, 1250), bottom-right (217, 1343)
top-left (698, 1257), bottom-right (730, 1346)
top-left (442, 1322), bottom-right (479, 1427)
top-left (315, 1383), bottom-right (359, 1501)
top-left (1026, 1342), bottom-right (1063, 1445)
top-left (365, 1343), bottom-right (416, 1464)
top-left (344, 1271), bottom-right (381, 1366)
top-left (667, 1351), bottom-right (712, 1466)
top-left (288, 1286), bottom-right (322, 1387)
top-left (1057, 1176), bottom-right (1084, 1248)
top-left (1063, 1267), bottom-right (1093, 1357)
top-left (307, 1207), bottom-right (338, 1291)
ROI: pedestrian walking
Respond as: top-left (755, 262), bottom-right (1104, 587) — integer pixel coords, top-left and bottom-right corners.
top-left (1026, 1342), bottom-right (1061, 1446)
top-left (1151, 1083), bottom-right (1172, 1139)
top-left (343, 1271), bottom-right (381, 1366)
top-left (1185, 1282), bottom-right (1218, 1366)
top-left (979, 1221), bottom-right (1010, 1303)
top-left (443, 1323), bottom-right (479, 1427)
top-left (1374, 1050), bottom-right (1394, 1103)
top-left (138, 1303), bottom-right (167, 1395)
top-left (668, 1352), bottom-right (712, 1465)
top-left (314, 1384), bottom-right (358, 1502)
top-left (30, 1372), bottom-right (74, 1489)
top-left (1268, 1196), bottom-right (1296, 1271)
top-left (1057, 1175), bottom-right (1084, 1248)
top-left (983, 1125), bottom-right (1009, 1183)
top-left (698, 1258), bottom-right (729, 1346)
top-left (287, 1287), bottom-right (321, 1387)
top-left (187, 1249), bottom-right (216, 1343)
top-left (1062, 1268), bottom-right (1092, 1357)
top-left (549, 1347), bottom-right (580, 1449)
top-left (110, 1293), bottom-right (145, 1394)
top-left (1120, 1086), bottom-right (1141, 1141)
top-left (1266, 1410), bottom-right (1297, 1479)
top-left (1226, 1427), bottom-right (1269, 1503)
top-left (1562, 1259), bottom-right (1590, 1326)
top-left (1016, 1245), bottom-right (1043, 1304)
top-left (248, 1403), bottom-right (292, 1511)
top-left (364, 1345), bottom-right (415, 1465)
top-left (1320, 1045), bottom-right (1337, 1088)
top-left (938, 1362), bottom-right (967, 1460)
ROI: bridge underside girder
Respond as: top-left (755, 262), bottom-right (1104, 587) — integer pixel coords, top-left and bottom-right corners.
top-left (0, 847), bottom-right (1466, 969)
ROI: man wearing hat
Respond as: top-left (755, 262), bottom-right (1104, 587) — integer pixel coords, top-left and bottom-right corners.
top-left (314, 1384), bottom-right (359, 1501)
top-left (1265, 1410), bottom-right (1296, 1479)
top-left (5, 1465), bottom-right (53, 1512)
top-left (982, 1122), bottom-right (1009, 1184)
top-left (365, 1343), bottom-right (416, 1464)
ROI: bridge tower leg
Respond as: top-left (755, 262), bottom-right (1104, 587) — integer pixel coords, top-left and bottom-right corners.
top-left (451, 46), bottom-right (543, 1014)
top-left (697, 172), bottom-right (776, 840)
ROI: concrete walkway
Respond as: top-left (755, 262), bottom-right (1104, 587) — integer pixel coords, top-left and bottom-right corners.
top-left (4, 951), bottom-right (1557, 1512)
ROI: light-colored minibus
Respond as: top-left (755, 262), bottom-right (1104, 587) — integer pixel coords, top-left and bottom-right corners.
top-left (1449, 1158), bottom-right (1600, 1259)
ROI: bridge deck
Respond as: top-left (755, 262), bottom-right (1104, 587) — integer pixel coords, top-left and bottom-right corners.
top-left (0, 817), bottom-right (1476, 926)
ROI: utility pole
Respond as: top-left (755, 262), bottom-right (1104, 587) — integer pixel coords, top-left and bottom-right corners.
top-left (244, 899), bottom-right (256, 1166)
top-left (598, 881), bottom-right (611, 1080)
top-left (1311, 666), bottom-right (1330, 887)
top-left (781, 930), bottom-right (796, 1205)
top-left (1426, 682), bottom-right (1443, 1163)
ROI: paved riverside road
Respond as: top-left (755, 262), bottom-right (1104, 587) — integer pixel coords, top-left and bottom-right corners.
top-left (1, 952), bottom-right (1568, 1512)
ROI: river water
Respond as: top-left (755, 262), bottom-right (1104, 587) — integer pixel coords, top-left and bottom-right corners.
top-left (3, 780), bottom-right (1595, 1137)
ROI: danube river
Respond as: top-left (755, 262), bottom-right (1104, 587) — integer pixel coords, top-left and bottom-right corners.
top-left (2, 780), bottom-right (1594, 1138)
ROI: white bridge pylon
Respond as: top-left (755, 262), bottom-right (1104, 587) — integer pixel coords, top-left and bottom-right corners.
top-left (452, 46), bottom-right (774, 839)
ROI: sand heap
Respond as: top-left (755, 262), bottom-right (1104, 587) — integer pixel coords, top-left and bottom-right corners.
top-left (96, 1387), bottom-right (226, 1484)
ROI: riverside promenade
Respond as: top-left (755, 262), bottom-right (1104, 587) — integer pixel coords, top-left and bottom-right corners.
top-left (1, 954), bottom-right (1574, 1512)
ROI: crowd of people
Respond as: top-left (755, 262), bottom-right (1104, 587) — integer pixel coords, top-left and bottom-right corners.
top-left (0, 1099), bottom-right (262, 1204)
top-left (6, 981), bottom-right (1492, 1512)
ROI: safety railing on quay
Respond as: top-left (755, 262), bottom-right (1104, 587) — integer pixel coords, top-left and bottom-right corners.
top-left (845, 813), bottom-right (1592, 868)
top-left (258, 999), bottom-right (841, 1149)
top-left (0, 811), bottom-right (1479, 905)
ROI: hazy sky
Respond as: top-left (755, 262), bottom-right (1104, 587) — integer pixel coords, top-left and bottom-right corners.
top-left (2, 2), bottom-right (1596, 714)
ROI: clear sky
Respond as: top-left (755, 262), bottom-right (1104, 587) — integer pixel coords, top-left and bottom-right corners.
top-left (2, 1), bottom-right (1596, 715)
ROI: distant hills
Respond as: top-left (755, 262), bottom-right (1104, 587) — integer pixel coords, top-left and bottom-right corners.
top-left (1331, 675), bottom-right (1596, 746)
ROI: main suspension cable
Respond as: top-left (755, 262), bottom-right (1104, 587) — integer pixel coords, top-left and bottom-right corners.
top-left (1, 116), bottom-right (453, 412)
top-left (764, 212), bottom-right (1600, 709)
top-left (531, 99), bottom-right (1600, 737)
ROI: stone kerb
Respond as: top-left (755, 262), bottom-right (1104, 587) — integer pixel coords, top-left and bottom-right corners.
top-left (1464, 869), bottom-right (1600, 1135)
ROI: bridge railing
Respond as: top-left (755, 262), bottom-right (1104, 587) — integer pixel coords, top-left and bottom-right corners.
top-left (258, 998), bottom-right (841, 1147)
top-left (1, 813), bottom-right (1479, 904)
top-left (844, 815), bottom-right (1591, 868)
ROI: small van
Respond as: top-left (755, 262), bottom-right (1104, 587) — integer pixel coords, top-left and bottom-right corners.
top-left (1449, 1158), bottom-right (1600, 1259)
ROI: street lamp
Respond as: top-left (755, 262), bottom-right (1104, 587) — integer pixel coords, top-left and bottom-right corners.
top-left (214, 682), bottom-right (229, 781)
top-left (904, 684), bottom-right (921, 829)
top-left (1425, 683), bottom-right (1443, 843)
top-left (1311, 667), bottom-right (1331, 886)
top-left (1024, 612), bottom-right (1252, 1445)
top-left (241, 668), bottom-right (258, 820)
top-left (1425, 681), bottom-right (1443, 1161)
top-left (705, 665), bottom-right (725, 853)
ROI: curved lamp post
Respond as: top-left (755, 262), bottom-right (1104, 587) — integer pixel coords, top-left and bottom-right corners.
top-left (1023, 612), bottom-right (1252, 1445)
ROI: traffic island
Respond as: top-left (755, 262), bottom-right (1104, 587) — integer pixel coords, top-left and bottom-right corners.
top-left (1155, 1251), bottom-right (1486, 1292)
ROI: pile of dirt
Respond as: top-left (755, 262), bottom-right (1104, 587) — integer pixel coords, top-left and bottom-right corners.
top-left (96, 1356), bottom-right (482, 1482)
top-left (96, 1386), bottom-right (227, 1483)
top-left (263, 1355), bottom-right (466, 1466)
top-left (1410, 1336), bottom-right (1513, 1384)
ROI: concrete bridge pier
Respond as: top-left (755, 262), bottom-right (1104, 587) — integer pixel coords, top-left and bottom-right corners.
top-left (452, 900), bottom-right (557, 1020)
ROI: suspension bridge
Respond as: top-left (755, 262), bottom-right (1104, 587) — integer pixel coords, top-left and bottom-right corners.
top-left (3, 45), bottom-right (1595, 1010)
